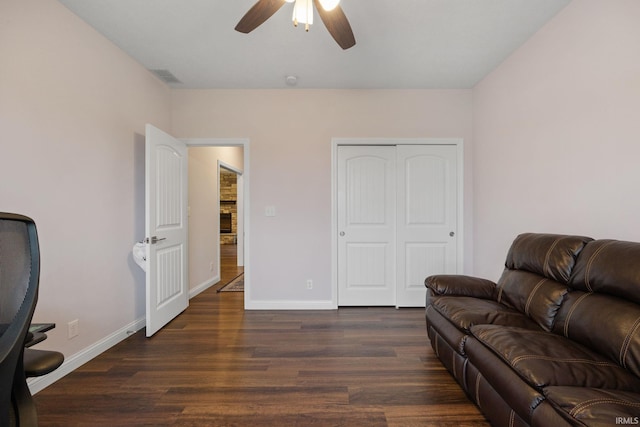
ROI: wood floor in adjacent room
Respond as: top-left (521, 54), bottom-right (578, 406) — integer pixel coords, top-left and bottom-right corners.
top-left (34, 245), bottom-right (489, 427)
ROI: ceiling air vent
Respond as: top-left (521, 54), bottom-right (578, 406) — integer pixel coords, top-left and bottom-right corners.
top-left (149, 69), bottom-right (182, 84)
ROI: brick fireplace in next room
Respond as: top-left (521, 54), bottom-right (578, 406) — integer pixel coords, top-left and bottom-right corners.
top-left (220, 169), bottom-right (237, 245)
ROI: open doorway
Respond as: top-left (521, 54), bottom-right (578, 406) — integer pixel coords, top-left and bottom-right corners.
top-left (185, 141), bottom-right (248, 302)
top-left (218, 163), bottom-right (244, 290)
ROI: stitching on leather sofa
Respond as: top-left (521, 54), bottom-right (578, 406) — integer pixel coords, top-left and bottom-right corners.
top-left (497, 272), bottom-right (507, 304)
top-left (569, 397), bottom-right (640, 417)
top-left (583, 241), bottom-right (615, 291)
top-left (543, 237), bottom-right (561, 278)
top-left (474, 372), bottom-right (482, 408)
top-left (563, 293), bottom-right (591, 337)
top-left (620, 316), bottom-right (640, 368)
top-left (524, 278), bottom-right (548, 316)
top-left (462, 357), bottom-right (468, 392)
top-left (511, 355), bottom-right (620, 369)
top-left (452, 352), bottom-right (457, 379)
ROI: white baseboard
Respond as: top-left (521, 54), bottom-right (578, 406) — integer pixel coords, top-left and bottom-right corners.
top-left (189, 275), bottom-right (220, 298)
top-left (245, 300), bottom-right (336, 310)
top-left (28, 317), bottom-right (146, 395)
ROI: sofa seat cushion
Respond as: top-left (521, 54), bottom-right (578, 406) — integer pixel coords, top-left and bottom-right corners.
top-left (431, 296), bottom-right (541, 332)
top-left (464, 337), bottom-right (545, 423)
top-left (544, 386), bottom-right (640, 426)
top-left (470, 325), bottom-right (640, 392)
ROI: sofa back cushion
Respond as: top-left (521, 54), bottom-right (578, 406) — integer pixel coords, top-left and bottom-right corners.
top-left (497, 270), bottom-right (568, 331)
top-left (553, 291), bottom-right (640, 379)
top-left (505, 233), bottom-right (593, 284)
top-left (559, 238), bottom-right (640, 378)
top-left (496, 233), bottom-right (593, 331)
top-left (569, 239), bottom-right (640, 304)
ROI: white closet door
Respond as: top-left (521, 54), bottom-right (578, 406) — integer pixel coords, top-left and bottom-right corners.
top-left (337, 146), bottom-right (396, 306)
top-left (396, 145), bottom-right (458, 307)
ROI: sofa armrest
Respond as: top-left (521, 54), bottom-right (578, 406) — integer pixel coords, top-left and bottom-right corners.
top-left (425, 275), bottom-right (496, 300)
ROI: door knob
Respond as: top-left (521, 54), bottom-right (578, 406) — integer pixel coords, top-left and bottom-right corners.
top-left (339, 231), bottom-right (345, 237)
top-left (145, 236), bottom-right (167, 244)
top-left (449, 231), bottom-right (455, 237)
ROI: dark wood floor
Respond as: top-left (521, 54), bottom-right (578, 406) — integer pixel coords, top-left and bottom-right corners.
top-left (33, 245), bottom-right (489, 426)
top-left (217, 243), bottom-right (244, 287)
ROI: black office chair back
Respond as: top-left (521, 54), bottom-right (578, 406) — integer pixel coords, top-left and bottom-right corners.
top-left (0, 214), bottom-right (40, 427)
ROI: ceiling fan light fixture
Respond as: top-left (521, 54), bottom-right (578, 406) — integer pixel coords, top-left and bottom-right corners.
top-left (318, 0), bottom-right (340, 12)
top-left (235, 0), bottom-right (355, 50)
top-left (292, 0), bottom-right (313, 30)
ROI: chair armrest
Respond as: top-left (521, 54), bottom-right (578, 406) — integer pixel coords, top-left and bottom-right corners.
top-left (425, 275), bottom-right (496, 300)
top-left (23, 348), bottom-right (64, 377)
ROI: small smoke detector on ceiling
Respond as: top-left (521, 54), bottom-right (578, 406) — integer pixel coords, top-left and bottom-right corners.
top-left (149, 69), bottom-right (182, 84)
top-left (285, 75), bottom-right (298, 86)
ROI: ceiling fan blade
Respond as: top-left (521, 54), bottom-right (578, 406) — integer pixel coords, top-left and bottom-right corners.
top-left (235, 0), bottom-right (287, 34)
top-left (313, 0), bottom-right (356, 50)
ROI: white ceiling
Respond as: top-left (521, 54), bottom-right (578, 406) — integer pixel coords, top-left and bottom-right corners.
top-left (57, 0), bottom-right (571, 89)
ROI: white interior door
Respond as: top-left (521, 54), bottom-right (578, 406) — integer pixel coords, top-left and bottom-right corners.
top-left (145, 124), bottom-right (188, 337)
top-left (396, 145), bottom-right (458, 307)
top-left (337, 146), bottom-right (396, 306)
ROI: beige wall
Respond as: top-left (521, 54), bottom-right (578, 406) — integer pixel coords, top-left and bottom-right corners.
top-left (473, 0), bottom-right (640, 280)
top-left (0, 0), bottom-right (171, 360)
top-left (172, 89), bottom-right (474, 305)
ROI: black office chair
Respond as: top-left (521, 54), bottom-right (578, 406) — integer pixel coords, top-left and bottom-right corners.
top-left (0, 213), bottom-right (63, 427)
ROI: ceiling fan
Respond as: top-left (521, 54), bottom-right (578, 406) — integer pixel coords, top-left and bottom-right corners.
top-left (235, 0), bottom-right (356, 50)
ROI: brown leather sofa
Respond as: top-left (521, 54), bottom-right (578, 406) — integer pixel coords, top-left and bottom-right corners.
top-left (425, 233), bottom-right (640, 426)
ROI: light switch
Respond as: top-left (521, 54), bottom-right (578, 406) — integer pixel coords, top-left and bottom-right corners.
top-left (265, 206), bottom-right (276, 217)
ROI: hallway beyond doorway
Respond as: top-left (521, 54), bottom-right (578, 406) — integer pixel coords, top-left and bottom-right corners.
top-left (215, 244), bottom-right (243, 291)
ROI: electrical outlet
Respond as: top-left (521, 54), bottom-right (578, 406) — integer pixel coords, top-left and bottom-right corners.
top-left (306, 279), bottom-right (313, 290)
top-left (68, 319), bottom-right (79, 339)
top-left (210, 262), bottom-right (214, 272)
